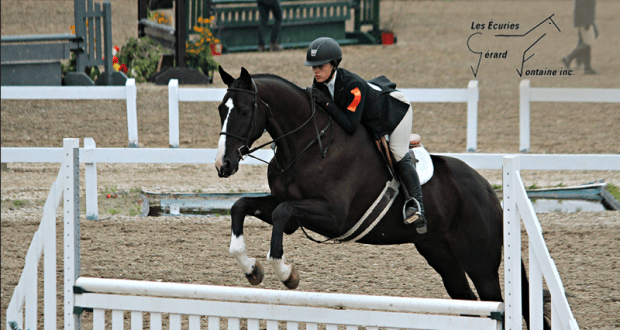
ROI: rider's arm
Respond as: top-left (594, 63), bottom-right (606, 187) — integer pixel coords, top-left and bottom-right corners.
top-left (321, 81), bottom-right (366, 134)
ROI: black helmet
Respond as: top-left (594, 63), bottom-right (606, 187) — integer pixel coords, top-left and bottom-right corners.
top-left (304, 37), bottom-right (342, 67)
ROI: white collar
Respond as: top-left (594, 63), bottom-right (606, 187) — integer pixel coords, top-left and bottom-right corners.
top-left (326, 70), bottom-right (337, 99)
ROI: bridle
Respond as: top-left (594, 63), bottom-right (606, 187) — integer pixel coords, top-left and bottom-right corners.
top-left (220, 79), bottom-right (333, 173)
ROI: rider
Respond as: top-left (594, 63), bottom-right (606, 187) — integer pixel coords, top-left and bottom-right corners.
top-left (304, 37), bottom-right (427, 232)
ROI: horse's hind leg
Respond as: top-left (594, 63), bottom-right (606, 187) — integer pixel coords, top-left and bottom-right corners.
top-left (449, 220), bottom-right (503, 302)
top-left (229, 195), bottom-right (280, 286)
top-left (414, 240), bottom-right (478, 300)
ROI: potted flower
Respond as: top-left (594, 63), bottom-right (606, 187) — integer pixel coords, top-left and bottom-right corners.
top-left (380, 1), bottom-right (402, 45)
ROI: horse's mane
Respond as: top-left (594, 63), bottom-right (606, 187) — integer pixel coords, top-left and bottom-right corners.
top-left (252, 73), bottom-right (305, 93)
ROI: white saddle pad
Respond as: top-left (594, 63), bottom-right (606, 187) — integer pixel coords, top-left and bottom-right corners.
top-left (410, 145), bottom-right (433, 185)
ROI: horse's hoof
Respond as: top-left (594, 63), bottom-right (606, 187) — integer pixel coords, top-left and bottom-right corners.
top-left (282, 265), bottom-right (300, 290)
top-left (245, 260), bottom-right (264, 286)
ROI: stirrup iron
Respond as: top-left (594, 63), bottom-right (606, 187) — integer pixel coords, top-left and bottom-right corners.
top-left (403, 197), bottom-right (427, 234)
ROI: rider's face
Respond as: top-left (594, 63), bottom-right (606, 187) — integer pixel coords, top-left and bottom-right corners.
top-left (312, 63), bottom-right (333, 83)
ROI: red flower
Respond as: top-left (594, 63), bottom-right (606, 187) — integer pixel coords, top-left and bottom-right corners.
top-left (120, 64), bottom-right (128, 73)
top-left (113, 56), bottom-right (119, 64)
top-left (114, 46), bottom-right (120, 52)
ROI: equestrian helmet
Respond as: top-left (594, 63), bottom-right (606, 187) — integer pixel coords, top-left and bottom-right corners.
top-left (304, 37), bottom-right (342, 67)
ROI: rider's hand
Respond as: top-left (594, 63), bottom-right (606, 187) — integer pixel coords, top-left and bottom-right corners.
top-left (312, 86), bottom-right (332, 108)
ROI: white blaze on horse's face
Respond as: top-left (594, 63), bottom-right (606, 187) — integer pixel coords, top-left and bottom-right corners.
top-left (214, 98), bottom-right (235, 171)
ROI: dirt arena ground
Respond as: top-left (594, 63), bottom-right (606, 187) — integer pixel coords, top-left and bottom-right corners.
top-left (2, 0), bottom-right (619, 329)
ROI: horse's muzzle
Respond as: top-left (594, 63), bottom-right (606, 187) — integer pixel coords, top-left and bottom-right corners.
top-left (215, 159), bottom-right (238, 178)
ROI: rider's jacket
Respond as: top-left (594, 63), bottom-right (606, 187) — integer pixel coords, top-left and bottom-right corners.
top-left (313, 68), bottom-right (410, 140)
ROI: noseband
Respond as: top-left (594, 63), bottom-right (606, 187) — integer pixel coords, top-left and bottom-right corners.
top-left (221, 79), bottom-right (332, 172)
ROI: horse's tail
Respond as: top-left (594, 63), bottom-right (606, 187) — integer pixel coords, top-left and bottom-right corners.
top-left (521, 260), bottom-right (551, 330)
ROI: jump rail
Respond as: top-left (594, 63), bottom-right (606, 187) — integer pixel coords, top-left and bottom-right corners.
top-left (519, 79), bottom-right (620, 152)
top-left (74, 277), bottom-right (503, 330)
top-left (0, 79), bottom-right (138, 147)
top-left (168, 79), bottom-right (479, 151)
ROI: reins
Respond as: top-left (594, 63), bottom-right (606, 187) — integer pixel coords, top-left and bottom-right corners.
top-left (222, 80), bottom-right (333, 173)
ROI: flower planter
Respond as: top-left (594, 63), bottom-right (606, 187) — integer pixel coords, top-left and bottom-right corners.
top-left (381, 31), bottom-right (395, 45)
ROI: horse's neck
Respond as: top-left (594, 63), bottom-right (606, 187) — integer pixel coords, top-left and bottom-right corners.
top-left (257, 79), bottom-right (317, 160)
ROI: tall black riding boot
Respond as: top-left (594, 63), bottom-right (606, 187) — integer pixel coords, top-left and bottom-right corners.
top-left (562, 44), bottom-right (588, 69)
top-left (394, 152), bottom-right (426, 233)
top-left (582, 45), bottom-right (597, 74)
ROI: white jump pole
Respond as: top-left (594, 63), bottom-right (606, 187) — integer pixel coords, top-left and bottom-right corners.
top-left (503, 155), bottom-right (522, 330)
top-left (63, 138), bottom-right (81, 330)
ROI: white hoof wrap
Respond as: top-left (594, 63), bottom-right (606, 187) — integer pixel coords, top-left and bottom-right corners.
top-left (267, 251), bottom-right (292, 282)
top-left (229, 234), bottom-right (255, 275)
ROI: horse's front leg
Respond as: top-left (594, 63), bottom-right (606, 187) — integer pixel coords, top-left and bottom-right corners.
top-left (229, 195), bottom-right (279, 286)
top-left (269, 199), bottom-right (344, 289)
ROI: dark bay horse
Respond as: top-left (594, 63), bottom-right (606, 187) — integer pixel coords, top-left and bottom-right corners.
top-left (215, 67), bottom-right (544, 329)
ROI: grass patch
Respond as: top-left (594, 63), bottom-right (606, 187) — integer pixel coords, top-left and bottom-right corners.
top-left (607, 184), bottom-right (620, 203)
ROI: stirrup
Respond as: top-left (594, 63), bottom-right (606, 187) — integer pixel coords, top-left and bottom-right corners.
top-left (403, 198), bottom-right (427, 233)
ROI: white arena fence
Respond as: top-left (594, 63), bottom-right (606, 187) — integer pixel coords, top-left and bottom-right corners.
top-left (4, 139), bottom-right (507, 330)
top-left (0, 79), bottom-right (139, 148)
top-left (6, 138), bottom-right (619, 330)
top-left (518, 79), bottom-right (620, 153)
top-left (168, 79), bottom-right (480, 151)
top-left (2, 139), bottom-right (619, 220)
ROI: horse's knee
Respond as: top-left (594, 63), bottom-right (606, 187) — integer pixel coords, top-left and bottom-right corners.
top-left (231, 198), bottom-right (250, 215)
top-left (272, 203), bottom-right (294, 223)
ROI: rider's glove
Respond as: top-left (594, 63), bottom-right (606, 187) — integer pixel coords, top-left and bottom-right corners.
top-left (312, 86), bottom-right (332, 108)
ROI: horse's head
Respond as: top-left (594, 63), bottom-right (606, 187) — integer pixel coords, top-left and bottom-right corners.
top-left (214, 66), bottom-right (269, 178)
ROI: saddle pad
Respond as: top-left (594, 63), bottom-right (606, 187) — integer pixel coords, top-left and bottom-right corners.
top-left (410, 144), bottom-right (434, 185)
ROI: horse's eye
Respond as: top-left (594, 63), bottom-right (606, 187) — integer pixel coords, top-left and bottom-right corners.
top-left (238, 104), bottom-right (252, 115)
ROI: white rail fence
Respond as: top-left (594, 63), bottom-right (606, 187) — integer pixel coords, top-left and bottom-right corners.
top-left (6, 138), bottom-right (619, 330)
top-left (168, 79), bottom-right (480, 151)
top-left (2, 141), bottom-right (619, 220)
top-left (518, 79), bottom-right (620, 152)
top-left (5, 80), bottom-right (618, 154)
top-left (0, 79), bottom-right (139, 147)
top-left (5, 139), bottom-right (506, 330)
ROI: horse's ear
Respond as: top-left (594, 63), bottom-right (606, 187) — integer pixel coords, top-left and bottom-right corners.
top-left (240, 67), bottom-right (251, 79)
top-left (237, 67), bottom-right (252, 88)
top-left (219, 66), bottom-right (235, 86)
